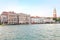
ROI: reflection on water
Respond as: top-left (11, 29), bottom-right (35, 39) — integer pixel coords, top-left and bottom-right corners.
top-left (0, 24), bottom-right (60, 40)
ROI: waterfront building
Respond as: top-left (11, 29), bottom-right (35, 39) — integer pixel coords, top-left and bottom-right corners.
top-left (0, 16), bottom-right (1, 24)
top-left (39, 17), bottom-right (46, 23)
top-left (8, 12), bottom-right (18, 24)
top-left (1, 15), bottom-right (8, 24)
top-left (43, 17), bottom-right (55, 23)
top-left (31, 16), bottom-right (41, 24)
top-left (31, 16), bottom-right (55, 24)
top-left (1, 12), bottom-right (18, 24)
top-left (18, 13), bottom-right (30, 24)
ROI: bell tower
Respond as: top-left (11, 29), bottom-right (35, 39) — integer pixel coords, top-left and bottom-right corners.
top-left (53, 8), bottom-right (57, 18)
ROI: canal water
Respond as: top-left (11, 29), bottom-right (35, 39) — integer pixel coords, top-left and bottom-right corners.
top-left (0, 24), bottom-right (60, 40)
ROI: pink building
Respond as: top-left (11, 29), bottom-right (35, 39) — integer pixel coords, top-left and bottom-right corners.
top-left (1, 11), bottom-right (18, 24)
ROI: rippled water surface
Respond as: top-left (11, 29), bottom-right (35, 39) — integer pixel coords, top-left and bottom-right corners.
top-left (0, 24), bottom-right (60, 40)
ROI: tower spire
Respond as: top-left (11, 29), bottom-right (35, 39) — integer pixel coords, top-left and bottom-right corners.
top-left (53, 8), bottom-right (57, 18)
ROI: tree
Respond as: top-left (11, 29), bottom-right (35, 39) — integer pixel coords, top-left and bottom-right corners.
top-left (53, 18), bottom-right (57, 21)
top-left (57, 18), bottom-right (60, 22)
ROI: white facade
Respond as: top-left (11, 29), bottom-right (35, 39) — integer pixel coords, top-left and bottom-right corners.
top-left (18, 13), bottom-right (30, 24)
top-left (8, 12), bottom-right (18, 24)
top-left (31, 17), bottom-right (55, 24)
top-left (43, 17), bottom-right (55, 23)
top-left (31, 17), bottom-right (41, 23)
top-left (1, 15), bottom-right (8, 24)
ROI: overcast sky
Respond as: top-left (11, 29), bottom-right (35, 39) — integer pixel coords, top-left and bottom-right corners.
top-left (0, 0), bottom-right (60, 17)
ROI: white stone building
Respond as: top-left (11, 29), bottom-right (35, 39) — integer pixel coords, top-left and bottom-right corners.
top-left (8, 12), bottom-right (18, 24)
top-left (43, 17), bottom-right (55, 23)
top-left (31, 16), bottom-right (55, 24)
top-left (31, 16), bottom-right (41, 24)
top-left (18, 13), bottom-right (30, 24)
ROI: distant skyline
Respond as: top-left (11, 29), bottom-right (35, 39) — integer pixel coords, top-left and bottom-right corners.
top-left (0, 0), bottom-right (60, 17)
